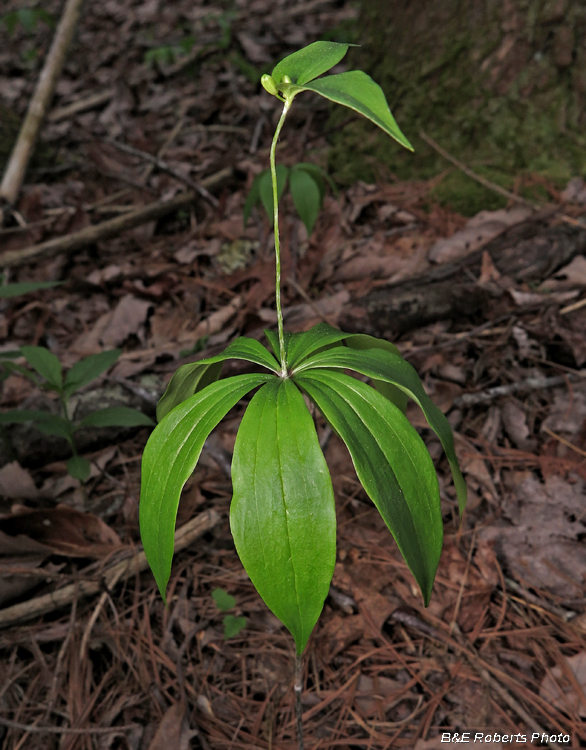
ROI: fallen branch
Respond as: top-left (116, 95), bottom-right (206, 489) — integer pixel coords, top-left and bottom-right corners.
top-left (0, 0), bottom-right (84, 209)
top-left (0, 167), bottom-right (231, 269)
top-left (340, 222), bottom-right (586, 337)
top-left (0, 508), bottom-right (221, 629)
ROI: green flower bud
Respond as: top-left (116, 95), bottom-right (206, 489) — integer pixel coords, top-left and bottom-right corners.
top-left (261, 74), bottom-right (278, 96)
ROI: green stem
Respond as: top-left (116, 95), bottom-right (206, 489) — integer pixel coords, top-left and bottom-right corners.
top-left (294, 651), bottom-right (305, 750)
top-left (270, 99), bottom-right (291, 377)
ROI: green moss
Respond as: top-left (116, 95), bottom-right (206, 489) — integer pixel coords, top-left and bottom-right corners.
top-left (326, 0), bottom-right (586, 213)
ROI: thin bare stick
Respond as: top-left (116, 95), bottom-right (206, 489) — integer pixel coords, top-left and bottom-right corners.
top-left (48, 88), bottom-right (115, 122)
top-left (0, 0), bottom-right (84, 207)
top-left (0, 716), bottom-right (138, 735)
top-left (419, 130), bottom-right (538, 210)
top-left (453, 374), bottom-right (582, 408)
top-left (0, 167), bottom-right (230, 269)
top-left (105, 138), bottom-right (218, 207)
top-left (0, 508), bottom-right (221, 629)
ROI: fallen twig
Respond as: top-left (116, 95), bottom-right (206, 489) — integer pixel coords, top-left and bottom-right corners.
top-left (0, 716), bottom-right (139, 735)
top-left (453, 374), bottom-right (582, 408)
top-left (48, 88), bottom-right (115, 122)
top-left (0, 508), bottom-right (221, 628)
top-left (0, 167), bottom-right (231, 269)
top-left (419, 130), bottom-right (538, 210)
top-left (105, 137), bottom-right (218, 207)
top-left (0, 0), bottom-right (84, 209)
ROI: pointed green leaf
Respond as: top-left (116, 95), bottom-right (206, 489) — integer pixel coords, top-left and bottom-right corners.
top-left (345, 335), bottom-right (407, 414)
top-left (271, 41), bottom-right (349, 86)
top-left (289, 169), bottom-right (321, 235)
top-left (157, 362), bottom-right (223, 422)
top-left (296, 369), bottom-right (442, 605)
top-left (20, 346), bottom-right (62, 389)
top-left (0, 281), bottom-right (61, 299)
top-left (67, 456), bottom-right (91, 482)
top-left (140, 373), bottom-right (273, 602)
top-left (35, 415), bottom-right (74, 443)
top-left (231, 378), bottom-right (336, 654)
top-left (63, 350), bottom-right (121, 397)
top-left (295, 71), bottom-right (413, 151)
top-left (294, 346), bottom-right (466, 513)
top-left (287, 322), bottom-right (351, 369)
top-left (243, 172), bottom-right (262, 227)
top-left (294, 162), bottom-right (337, 198)
top-left (223, 615), bottom-right (247, 639)
top-left (157, 337), bottom-right (280, 421)
top-left (259, 165), bottom-right (288, 224)
top-left (0, 409), bottom-right (58, 425)
top-left (212, 587), bottom-right (236, 611)
top-left (77, 407), bottom-right (154, 429)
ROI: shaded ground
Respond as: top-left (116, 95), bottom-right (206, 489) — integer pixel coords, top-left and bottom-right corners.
top-left (1, 1), bottom-right (586, 748)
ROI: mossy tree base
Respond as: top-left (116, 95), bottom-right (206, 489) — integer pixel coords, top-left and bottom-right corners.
top-left (329, 0), bottom-right (586, 215)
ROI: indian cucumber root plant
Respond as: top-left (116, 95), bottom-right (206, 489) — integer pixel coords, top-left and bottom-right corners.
top-left (139, 41), bottom-right (467, 747)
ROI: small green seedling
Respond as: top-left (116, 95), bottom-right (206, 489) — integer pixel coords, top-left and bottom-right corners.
top-left (1, 7), bottom-right (54, 35)
top-left (212, 587), bottom-right (247, 640)
top-left (0, 347), bottom-right (154, 481)
top-left (140, 41), bottom-right (466, 744)
top-left (144, 36), bottom-right (195, 66)
top-left (243, 163), bottom-right (336, 236)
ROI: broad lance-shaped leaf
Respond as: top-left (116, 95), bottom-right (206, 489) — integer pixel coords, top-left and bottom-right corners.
top-left (345, 334), bottom-right (407, 414)
top-left (287, 322), bottom-right (350, 369)
top-left (289, 168), bottom-right (321, 235)
top-left (20, 346), bottom-right (62, 389)
top-left (140, 373), bottom-right (273, 601)
top-left (63, 349), bottom-right (121, 397)
top-left (78, 407), bottom-right (154, 429)
top-left (67, 456), bottom-right (91, 482)
top-left (271, 40), bottom-right (349, 86)
top-left (157, 337), bottom-right (280, 421)
top-left (287, 71), bottom-right (413, 151)
top-left (295, 369), bottom-right (442, 605)
top-left (231, 378), bottom-right (336, 654)
top-left (293, 346), bottom-right (467, 513)
top-left (0, 280), bottom-right (61, 299)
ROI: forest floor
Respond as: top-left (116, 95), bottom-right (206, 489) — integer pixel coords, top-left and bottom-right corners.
top-left (1, 0), bottom-right (586, 749)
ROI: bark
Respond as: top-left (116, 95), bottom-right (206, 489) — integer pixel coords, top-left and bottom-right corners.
top-left (339, 220), bottom-right (586, 338)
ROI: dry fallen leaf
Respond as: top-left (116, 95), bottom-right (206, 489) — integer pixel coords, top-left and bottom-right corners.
top-left (428, 206), bottom-right (532, 264)
top-left (147, 702), bottom-right (198, 750)
top-left (479, 474), bottom-right (586, 597)
top-left (0, 462), bottom-right (38, 500)
top-left (0, 505), bottom-right (122, 558)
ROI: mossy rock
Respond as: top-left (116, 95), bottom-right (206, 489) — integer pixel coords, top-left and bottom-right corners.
top-left (328, 0), bottom-right (586, 215)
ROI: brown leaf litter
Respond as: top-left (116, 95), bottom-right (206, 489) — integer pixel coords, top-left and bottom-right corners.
top-left (1, 0), bottom-right (586, 746)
